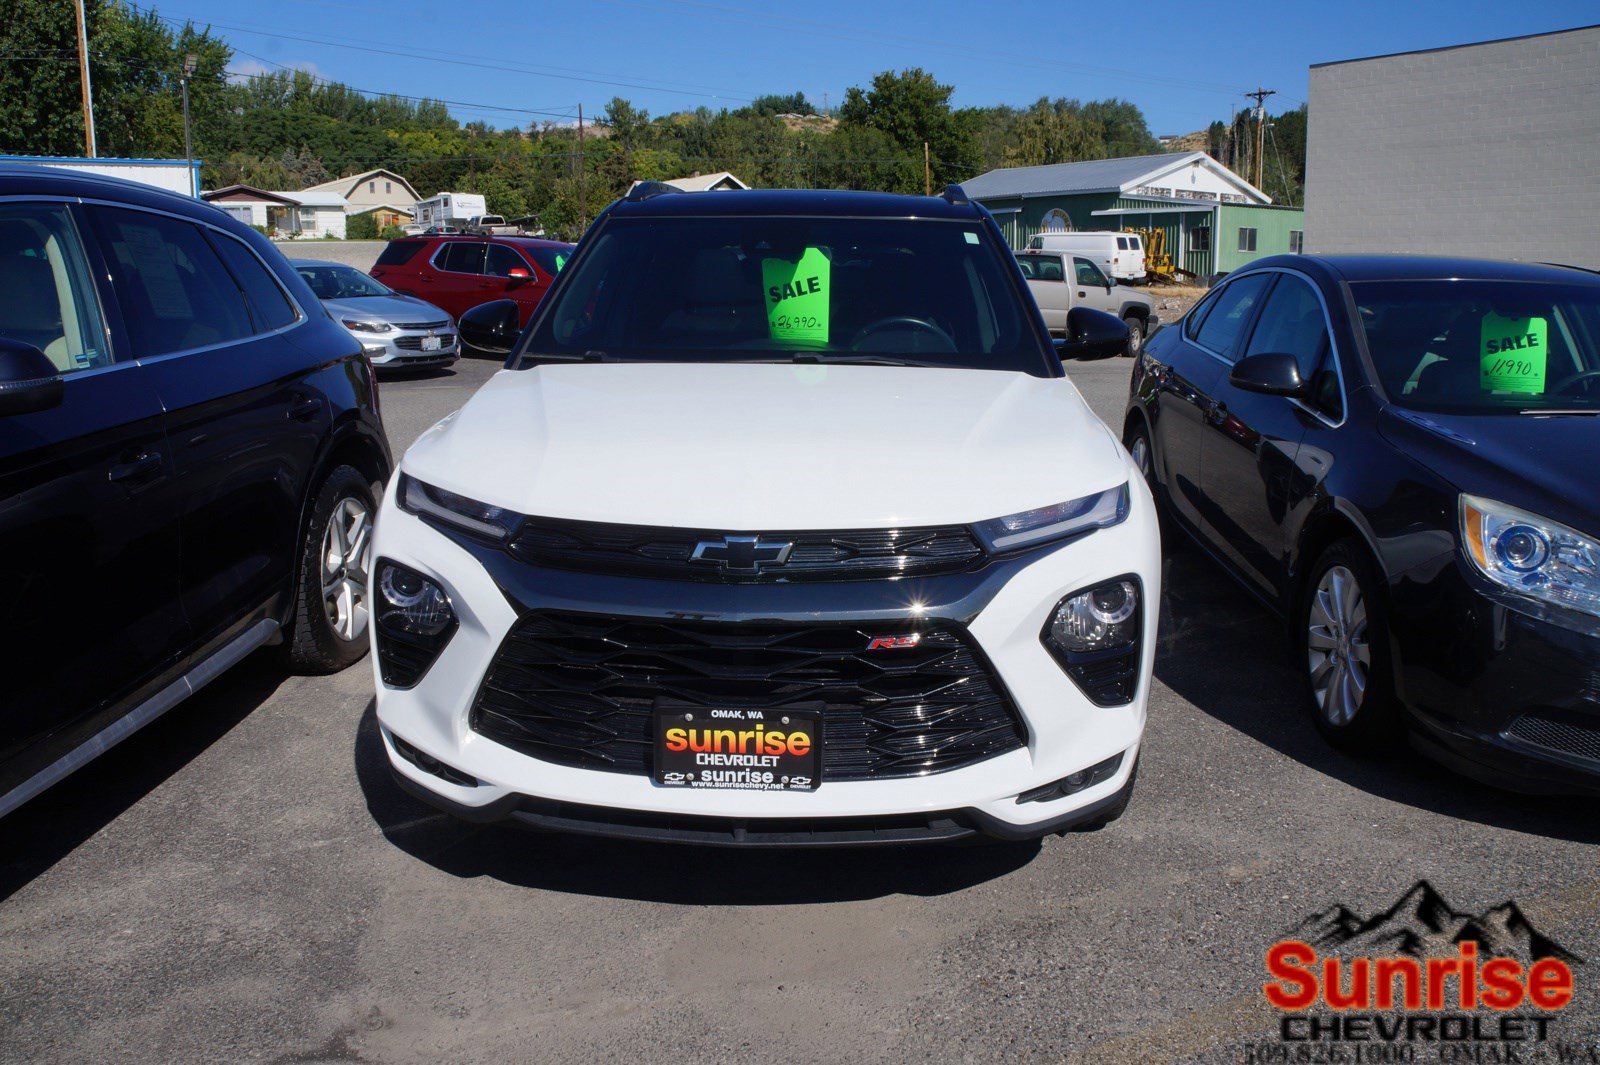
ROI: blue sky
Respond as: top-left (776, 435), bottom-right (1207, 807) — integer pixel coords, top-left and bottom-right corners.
top-left (155, 0), bottom-right (1597, 134)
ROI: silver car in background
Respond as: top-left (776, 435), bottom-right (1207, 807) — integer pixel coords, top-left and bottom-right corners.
top-left (292, 260), bottom-right (459, 374)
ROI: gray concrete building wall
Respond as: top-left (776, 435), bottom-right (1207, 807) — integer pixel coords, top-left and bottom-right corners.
top-left (1306, 26), bottom-right (1600, 268)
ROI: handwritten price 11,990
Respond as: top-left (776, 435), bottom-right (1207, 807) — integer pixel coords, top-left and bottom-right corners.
top-left (1486, 358), bottom-right (1538, 378)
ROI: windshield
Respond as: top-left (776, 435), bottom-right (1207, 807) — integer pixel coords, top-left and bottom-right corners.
top-left (297, 264), bottom-right (391, 300)
top-left (520, 217), bottom-right (1048, 373)
top-left (1353, 280), bottom-right (1600, 413)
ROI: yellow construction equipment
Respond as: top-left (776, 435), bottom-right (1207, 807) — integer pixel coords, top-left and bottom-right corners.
top-left (1123, 227), bottom-right (1178, 283)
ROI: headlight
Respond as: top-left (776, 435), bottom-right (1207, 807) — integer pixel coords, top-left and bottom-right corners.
top-left (374, 560), bottom-right (457, 687)
top-left (973, 484), bottom-right (1129, 552)
top-left (1049, 579), bottom-right (1140, 652)
top-left (1040, 576), bottom-right (1144, 706)
top-left (342, 319), bottom-right (392, 334)
top-left (1461, 495), bottom-right (1600, 621)
top-left (398, 474), bottom-right (517, 541)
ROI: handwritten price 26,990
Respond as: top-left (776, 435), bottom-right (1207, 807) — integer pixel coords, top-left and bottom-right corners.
top-left (773, 315), bottom-right (822, 332)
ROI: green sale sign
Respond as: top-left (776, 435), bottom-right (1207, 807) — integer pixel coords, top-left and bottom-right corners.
top-left (763, 247), bottom-right (831, 343)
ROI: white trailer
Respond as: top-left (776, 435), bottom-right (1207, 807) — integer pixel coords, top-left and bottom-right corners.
top-left (413, 192), bottom-right (488, 230)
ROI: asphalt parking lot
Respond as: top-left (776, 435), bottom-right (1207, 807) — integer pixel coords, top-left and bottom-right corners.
top-left (2, 353), bottom-right (1596, 1064)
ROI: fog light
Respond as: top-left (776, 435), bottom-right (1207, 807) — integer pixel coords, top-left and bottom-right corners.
top-left (1016, 752), bottom-right (1124, 804)
top-left (1042, 576), bottom-right (1144, 706)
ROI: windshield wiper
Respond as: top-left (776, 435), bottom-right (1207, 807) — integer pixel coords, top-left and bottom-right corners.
top-left (1520, 408), bottom-right (1600, 415)
top-left (789, 353), bottom-right (935, 367)
top-left (526, 350), bottom-right (614, 363)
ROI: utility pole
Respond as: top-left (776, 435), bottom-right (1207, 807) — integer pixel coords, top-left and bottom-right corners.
top-left (923, 141), bottom-right (931, 197)
top-left (74, 0), bottom-right (97, 157)
top-left (1244, 88), bottom-right (1276, 190)
top-left (181, 53), bottom-right (197, 197)
top-left (576, 103), bottom-right (587, 232)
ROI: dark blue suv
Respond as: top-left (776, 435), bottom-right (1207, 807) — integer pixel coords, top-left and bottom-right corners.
top-left (0, 165), bottom-right (391, 817)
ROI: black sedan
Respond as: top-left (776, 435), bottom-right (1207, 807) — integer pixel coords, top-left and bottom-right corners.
top-left (1124, 255), bottom-right (1600, 794)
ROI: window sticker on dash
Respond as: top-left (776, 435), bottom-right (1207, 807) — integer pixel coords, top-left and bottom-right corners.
top-left (763, 246), bottom-right (830, 343)
top-left (1480, 313), bottom-right (1548, 394)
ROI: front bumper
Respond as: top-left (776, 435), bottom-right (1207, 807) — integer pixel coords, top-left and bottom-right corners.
top-left (351, 327), bottom-right (459, 370)
top-left (1392, 558), bottom-right (1600, 796)
top-left (370, 466), bottom-right (1161, 842)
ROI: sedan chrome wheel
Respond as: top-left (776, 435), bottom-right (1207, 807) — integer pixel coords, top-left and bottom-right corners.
top-left (322, 496), bottom-right (371, 643)
top-left (1306, 564), bottom-right (1370, 726)
top-left (1129, 434), bottom-right (1151, 478)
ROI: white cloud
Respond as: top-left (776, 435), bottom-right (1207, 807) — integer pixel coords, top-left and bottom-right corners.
top-left (227, 58), bottom-right (324, 85)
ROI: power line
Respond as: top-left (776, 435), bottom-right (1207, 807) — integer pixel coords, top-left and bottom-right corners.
top-left (143, 11), bottom-right (755, 102)
top-left (598, 0), bottom-right (1253, 97)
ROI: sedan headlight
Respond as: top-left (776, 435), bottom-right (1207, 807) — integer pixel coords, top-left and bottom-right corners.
top-left (1461, 495), bottom-right (1600, 621)
top-left (973, 484), bottom-right (1129, 552)
top-left (399, 474), bottom-right (517, 541)
top-left (342, 319), bottom-right (392, 334)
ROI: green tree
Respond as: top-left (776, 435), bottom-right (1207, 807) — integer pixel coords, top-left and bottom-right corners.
top-left (345, 212), bottom-right (378, 240)
top-left (837, 68), bottom-right (979, 192)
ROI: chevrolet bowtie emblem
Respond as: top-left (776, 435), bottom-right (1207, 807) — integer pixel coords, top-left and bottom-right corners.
top-left (690, 535), bottom-right (795, 573)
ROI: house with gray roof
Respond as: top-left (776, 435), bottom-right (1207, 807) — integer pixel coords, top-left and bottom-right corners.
top-left (963, 151), bottom-right (1305, 278)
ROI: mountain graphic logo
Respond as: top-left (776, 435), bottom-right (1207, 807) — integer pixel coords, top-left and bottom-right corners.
top-left (1289, 880), bottom-right (1583, 966)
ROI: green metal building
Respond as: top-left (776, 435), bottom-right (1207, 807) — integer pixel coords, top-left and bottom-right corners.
top-left (962, 151), bottom-right (1305, 278)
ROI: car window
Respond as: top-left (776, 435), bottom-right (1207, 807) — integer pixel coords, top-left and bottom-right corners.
top-left (374, 240), bottom-right (425, 267)
top-left (208, 233), bottom-right (298, 332)
top-left (1074, 258), bottom-right (1109, 288)
top-left (523, 245), bottom-right (572, 276)
top-left (1018, 255), bottom-right (1064, 282)
top-left (438, 242), bottom-right (486, 274)
top-left (1352, 279), bottom-right (1600, 414)
top-left (1193, 273), bottom-right (1272, 362)
top-left (94, 207), bottom-right (254, 358)
top-left (1245, 275), bottom-right (1330, 379)
top-left (1116, 237), bottom-right (1129, 250)
top-left (0, 203), bottom-right (112, 374)
top-left (484, 244), bottom-right (528, 278)
top-left (526, 216), bottom-right (1049, 374)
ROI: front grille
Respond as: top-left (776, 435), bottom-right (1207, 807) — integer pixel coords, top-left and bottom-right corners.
top-left (470, 612), bottom-right (1026, 780)
top-left (1506, 714), bottom-right (1600, 763)
top-left (396, 319), bottom-right (451, 331)
top-left (394, 334), bottom-right (456, 351)
top-left (507, 518), bottom-right (986, 583)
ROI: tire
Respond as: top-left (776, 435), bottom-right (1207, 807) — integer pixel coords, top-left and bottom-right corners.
top-left (1122, 314), bottom-right (1146, 357)
top-left (1297, 539), bottom-right (1401, 752)
top-left (288, 465), bottom-right (377, 674)
top-left (1122, 420), bottom-right (1167, 532)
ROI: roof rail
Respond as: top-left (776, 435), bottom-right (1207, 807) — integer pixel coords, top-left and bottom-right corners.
top-left (625, 181), bottom-right (683, 203)
top-left (942, 184), bottom-right (970, 206)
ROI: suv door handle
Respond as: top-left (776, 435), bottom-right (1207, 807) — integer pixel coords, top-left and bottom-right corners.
top-left (109, 450), bottom-right (162, 483)
top-left (287, 394), bottom-right (322, 421)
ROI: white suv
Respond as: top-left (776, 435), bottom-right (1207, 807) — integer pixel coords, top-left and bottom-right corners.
top-left (370, 185), bottom-right (1160, 845)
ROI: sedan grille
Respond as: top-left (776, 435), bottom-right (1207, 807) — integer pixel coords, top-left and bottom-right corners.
top-left (507, 518), bottom-right (985, 583)
top-left (396, 320), bottom-right (452, 331)
top-left (470, 612), bottom-right (1026, 780)
top-left (394, 334), bottom-right (457, 351)
top-left (1506, 714), bottom-right (1600, 764)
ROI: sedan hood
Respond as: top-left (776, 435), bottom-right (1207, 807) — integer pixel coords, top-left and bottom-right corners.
top-left (1378, 406), bottom-right (1600, 536)
top-left (323, 293), bottom-right (449, 325)
top-left (401, 363), bottom-right (1130, 529)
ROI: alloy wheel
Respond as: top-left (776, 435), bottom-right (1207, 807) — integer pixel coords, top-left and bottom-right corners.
top-left (1129, 435), bottom-right (1151, 478)
top-left (322, 496), bottom-right (372, 643)
top-left (1306, 564), bottom-right (1371, 726)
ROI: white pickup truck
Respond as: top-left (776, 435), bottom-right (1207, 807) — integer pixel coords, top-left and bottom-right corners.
top-left (1016, 249), bottom-right (1157, 356)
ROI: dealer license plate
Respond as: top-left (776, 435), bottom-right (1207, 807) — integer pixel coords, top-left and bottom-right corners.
top-left (421, 335), bottom-right (442, 351)
top-left (653, 705), bottom-right (821, 791)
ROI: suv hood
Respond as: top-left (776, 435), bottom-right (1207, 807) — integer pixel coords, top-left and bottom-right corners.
top-left (401, 363), bottom-right (1130, 529)
top-left (1378, 406), bottom-right (1600, 537)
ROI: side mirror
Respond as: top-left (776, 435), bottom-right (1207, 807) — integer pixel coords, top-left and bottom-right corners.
top-left (458, 299), bottom-right (522, 354)
top-left (1054, 307), bottom-right (1130, 361)
top-left (0, 338), bottom-right (64, 416)
top-left (506, 266), bottom-right (532, 285)
top-left (1229, 352), bottom-right (1307, 397)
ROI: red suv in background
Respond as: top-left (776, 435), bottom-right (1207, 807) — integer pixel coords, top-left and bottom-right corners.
top-left (370, 235), bottom-right (574, 331)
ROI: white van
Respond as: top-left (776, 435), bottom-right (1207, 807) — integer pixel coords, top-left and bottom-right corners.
top-left (1026, 231), bottom-right (1146, 282)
